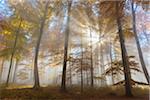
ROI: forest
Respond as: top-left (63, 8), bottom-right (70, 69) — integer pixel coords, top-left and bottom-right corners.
top-left (0, 0), bottom-right (150, 99)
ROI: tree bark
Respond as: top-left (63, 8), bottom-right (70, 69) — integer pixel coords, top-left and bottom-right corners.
top-left (116, 2), bottom-right (132, 96)
top-left (61, 1), bottom-right (72, 91)
top-left (131, 0), bottom-right (150, 84)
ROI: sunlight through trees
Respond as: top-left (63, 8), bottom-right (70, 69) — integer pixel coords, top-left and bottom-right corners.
top-left (0, 0), bottom-right (149, 99)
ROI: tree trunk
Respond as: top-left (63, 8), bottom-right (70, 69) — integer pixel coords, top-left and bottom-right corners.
top-left (100, 44), bottom-right (106, 87)
top-left (68, 46), bottom-right (72, 86)
top-left (80, 33), bottom-right (83, 92)
top-left (69, 61), bottom-right (72, 86)
top-left (13, 59), bottom-right (19, 83)
top-left (86, 67), bottom-right (89, 86)
top-left (142, 25), bottom-right (149, 43)
top-left (33, 2), bottom-right (49, 89)
top-left (89, 27), bottom-right (94, 87)
top-left (116, 2), bottom-right (132, 96)
top-left (0, 59), bottom-right (5, 82)
top-left (131, 0), bottom-right (150, 84)
top-left (109, 42), bottom-right (114, 85)
top-left (61, 1), bottom-right (72, 91)
top-left (6, 18), bottom-right (22, 86)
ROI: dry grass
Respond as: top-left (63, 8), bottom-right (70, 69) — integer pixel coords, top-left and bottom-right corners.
top-left (0, 85), bottom-right (149, 100)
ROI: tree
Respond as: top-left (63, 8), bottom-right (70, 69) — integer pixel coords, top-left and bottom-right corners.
top-left (85, 3), bottom-right (94, 88)
top-left (61, 0), bottom-right (72, 91)
top-left (33, 1), bottom-right (50, 89)
top-left (0, 58), bottom-right (5, 82)
top-left (104, 56), bottom-right (141, 79)
top-left (109, 41), bottom-right (114, 84)
top-left (0, 11), bottom-right (31, 85)
top-left (80, 32), bottom-right (83, 92)
top-left (12, 59), bottom-right (19, 82)
top-left (115, 1), bottom-right (132, 96)
top-left (6, 18), bottom-right (22, 86)
top-left (131, 0), bottom-right (150, 84)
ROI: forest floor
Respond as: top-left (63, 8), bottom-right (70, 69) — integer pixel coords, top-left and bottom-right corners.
top-left (0, 85), bottom-right (149, 100)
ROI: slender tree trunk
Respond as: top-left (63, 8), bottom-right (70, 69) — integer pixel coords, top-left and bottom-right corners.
top-left (69, 62), bottom-right (72, 86)
top-left (80, 33), bottom-right (83, 92)
top-left (33, 2), bottom-right (49, 89)
top-left (116, 2), bottom-right (132, 96)
top-left (13, 59), bottom-right (19, 83)
top-left (86, 6), bottom-right (94, 87)
top-left (6, 18), bottom-right (22, 86)
top-left (98, 15), bottom-right (106, 87)
top-left (142, 25), bottom-right (149, 43)
top-left (61, 1), bottom-right (72, 91)
top-left (89, 27), bottom-right (94, 87)
top-left (109, 42), bottom-right (114, 85)
top-left (0, 59), bottom-right (5, 82)
top-left (86, 67), bottom-right (89, 86)
top-left (68, 46), bottom-right (72, 86)
top-left (100, 44), bottom-right (106, 87)
top-left (131, 0), bottom-right (150, 84)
